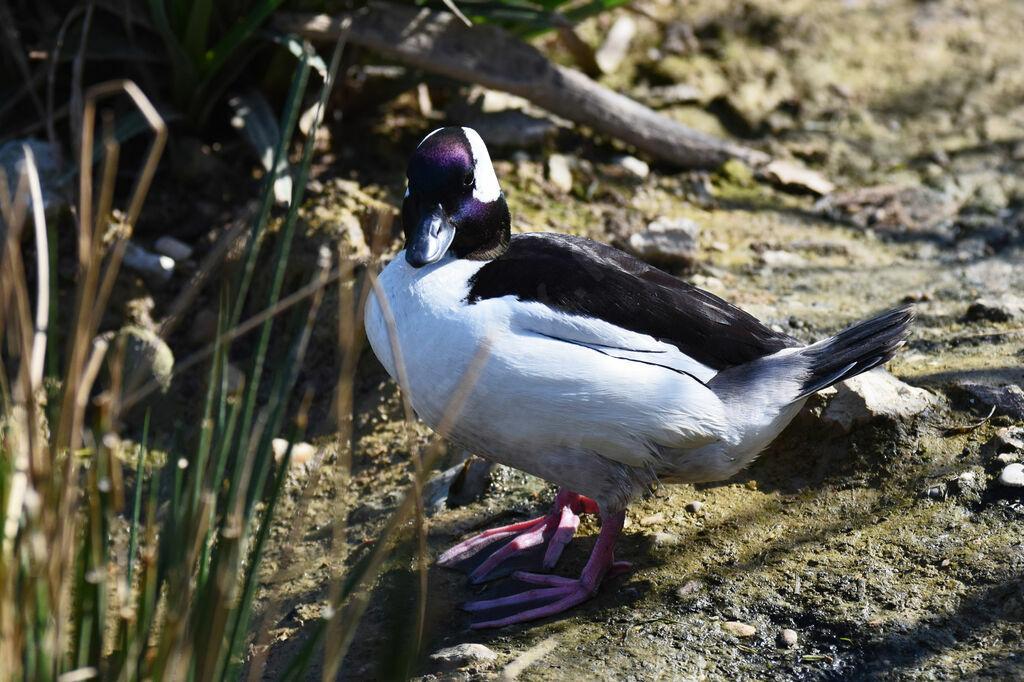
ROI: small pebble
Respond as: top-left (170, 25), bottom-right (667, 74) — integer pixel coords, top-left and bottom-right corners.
top-left (154, 235), bottom-right (194, 261)
top-left (778, 628), bottom-right (798, 648)
top-left (723, 621), bottom-right (756, 637)
top-left (429, 643), bottom-right (497, 671)
top-left (685, 500), bottom-right (704, 513)
top-left (640, 512), bottom-right (665, 526)
top-left (616, 154), bottom-right (650, 180)
top-left (546, 153), bottom-right (573, 194)
top-left (677, 579), bottom-right (702, 596)
top-left (272, 438), bottom-right (316, 465)
top-left (996, 453), bottom-right (1019, 464)
top-left (997, 462), bottom-right (1024, 488)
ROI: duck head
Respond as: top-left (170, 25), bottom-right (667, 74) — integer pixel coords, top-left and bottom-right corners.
top-left (402, 126), bottom-right (511, 267)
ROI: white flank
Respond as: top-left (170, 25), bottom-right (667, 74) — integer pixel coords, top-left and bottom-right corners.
top-left (462, 127), bottom-right (502, 202)
top-left (364, 254), bottom-right (727, 483)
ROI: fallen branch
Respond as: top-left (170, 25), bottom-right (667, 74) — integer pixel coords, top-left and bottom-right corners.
top-left (275, 2), bottom-right (771, 170)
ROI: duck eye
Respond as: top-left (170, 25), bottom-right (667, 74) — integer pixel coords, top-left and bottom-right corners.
top-left (463, 172), bottom-right (474, 187)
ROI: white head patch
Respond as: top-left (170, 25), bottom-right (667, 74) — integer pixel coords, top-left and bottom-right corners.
top-left (462, 127), bottom-right (502, 203)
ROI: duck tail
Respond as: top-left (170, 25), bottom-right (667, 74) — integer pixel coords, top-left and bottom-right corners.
top-left (794, 304), bottom-right (915, 399)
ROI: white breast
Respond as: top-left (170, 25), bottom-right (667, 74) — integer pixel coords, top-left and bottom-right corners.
top-left (364, 253), bottom-right (728, 478)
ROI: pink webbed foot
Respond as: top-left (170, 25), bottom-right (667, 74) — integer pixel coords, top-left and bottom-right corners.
top-left (437, 489), bottom-right (598, 582)
top-left (464, 510), bottom-right (629, 629)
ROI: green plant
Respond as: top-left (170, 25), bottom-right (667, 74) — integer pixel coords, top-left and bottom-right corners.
top-left (0, 31), bottom-right (365, 678)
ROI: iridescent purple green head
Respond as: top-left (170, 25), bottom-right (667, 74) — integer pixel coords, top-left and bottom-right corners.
top-left (402, 127), bottom-right (511, 267)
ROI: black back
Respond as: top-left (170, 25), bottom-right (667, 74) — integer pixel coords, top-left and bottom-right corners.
top-left (466, 233), bottom-right (799, 370)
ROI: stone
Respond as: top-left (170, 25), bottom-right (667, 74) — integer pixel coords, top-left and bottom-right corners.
top-left (272, 438), bottom-right (316, 465)
top-left (547, 153), bottom-right (573, 194)
top-left (952, 383), bottom-right (1024, 422)
top-left (723, 621), bottom-right (756, 637)
top-left (429, 643), bottom-right (497, 672)
top-left (446, 456), bottom-right (495, 507)
top-left (124, 242), bottom-right (175, 283)
top-left (819, 369), bottom-right (936, 433)
top-left (779, 628), bottom-right (798, 648)
top-left (685, 500), bottom-right (704, 514)
top-left (154, 236), bottom-right (194, 261)
top-left (965, 294), bottom-right (1024, 322)
top-left (616, 155), bottom-right (650, 180)
top-left (950, 470), bottom-right (985, 502)
top-left (422, 454), bottom-right (495, 514)
top-left (595, 16), bottom-right (637, 74)
top-left (761, 160), bottom-right (836, 196)
top-left (640, 512), bottom-right (665, 526)
top-left (996, 453), bottom-right (1019, 464)
top-left (760, 249), bottom-right (806, 269)
top-left (677, 579), bottom-right (702, 597)
top-left (627, 217), bottom-right (700, 268)
top-left (997, 463), bottom-right (1024, 488)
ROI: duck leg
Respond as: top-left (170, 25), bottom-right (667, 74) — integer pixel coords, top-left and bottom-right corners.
top-left (463, 509), bottom-right (630, 628)
top-left (437, 489), bottom-right (598, 582)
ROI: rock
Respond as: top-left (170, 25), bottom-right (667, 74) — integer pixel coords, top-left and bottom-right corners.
top-left (640, 512), bottom-right (665, 526)
top-left (952, 383), bottom-right (1024, 422)
top-left (778, 628), bottom-right (798, 648)
top-left (819, 370), bottom-right (936, 432)
top-left (422, 454), bottom-right (495, 514)
top-left (429, 643), bottom-right (497, 672)
top-left (997, 453), bottom-right (1019, 464)
top-left (547, 154), bottom-right (573, 194)
top-left (124, 241), bottom-right (175, 283)
top-left (759, 249), bottom-right (806, 269)
top-left (446, 456), bottom-right (495, 507)
top-left (761, 160), bottom-right (836, 196)
top-left (997, 463), bottom-right (1024, 488)
top-left (627, 217), bottom-right (700, 268)
top-left (677, 579), bottom-right (702, 597)
top-left (950, 470), bottom-right (985, 502)
top-left (272, 438), bottom-right (316, 465)
top-left (989, 427), bottom-right (1024, 453)
top-left (723, 621), bottom-right (756, 637)
top-left (595, 16), bottom-right (637, 74)
top-left (965, 294), bottom-right (1024, 322)
top-left (685, 500), bottom-right (704, 514)
top-left (616, 154), bottom-right (650, 180)
top-left (154, 236), bottom-right (194, 261)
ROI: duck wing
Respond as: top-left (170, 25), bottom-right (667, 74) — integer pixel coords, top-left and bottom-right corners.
top-left (466, 233), bottom-right (799, 374)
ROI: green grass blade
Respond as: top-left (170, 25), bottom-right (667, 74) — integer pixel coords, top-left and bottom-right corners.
top-left (125, 410), bottom-right (150, 591)
top-left (183, 0), bottom-right (214, 67)
top-left (200, 0), bottom-right (286, 79)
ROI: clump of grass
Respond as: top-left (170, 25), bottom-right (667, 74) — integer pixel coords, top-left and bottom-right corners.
top-left (0, 29), bottom-right (388, 678)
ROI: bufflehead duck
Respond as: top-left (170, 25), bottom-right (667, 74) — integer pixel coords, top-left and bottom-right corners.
top-left (364, 126), bottom-right (913, 628)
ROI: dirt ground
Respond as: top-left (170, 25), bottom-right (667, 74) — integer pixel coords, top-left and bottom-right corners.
top-left (139, 0), bottom-right (1024, 678)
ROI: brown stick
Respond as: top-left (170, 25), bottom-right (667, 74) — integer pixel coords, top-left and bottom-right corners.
top-left (275, 2), bottom-right (771, 170)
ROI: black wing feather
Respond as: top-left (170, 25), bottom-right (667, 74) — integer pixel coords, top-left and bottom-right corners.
top-left (466, 233), bottom-right (799, 371)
